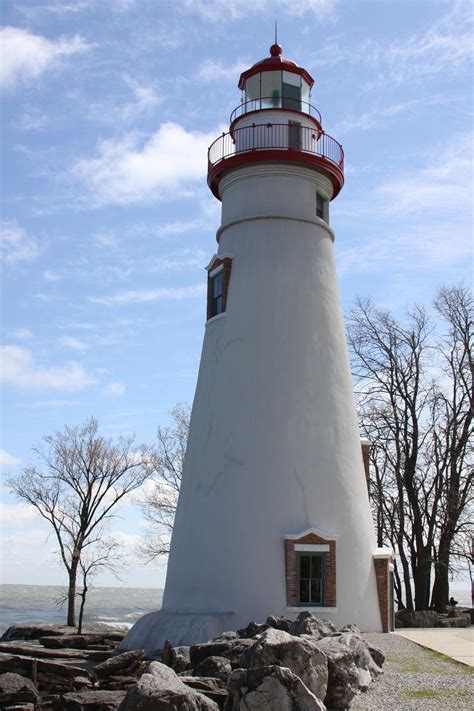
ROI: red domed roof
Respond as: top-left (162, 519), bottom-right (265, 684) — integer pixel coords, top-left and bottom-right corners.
top-left (238, 44), bottom-right (314, 90)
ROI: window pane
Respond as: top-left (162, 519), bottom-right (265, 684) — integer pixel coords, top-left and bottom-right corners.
top-left (261, 71), bottom-right (282, 109)
top-left (316, 192), bottom-right (325, 219)
top-left (310, 579), bottom-right (322, 604)
top-left (301, 79), bottom-right (310, 108)
top-left (300, 579), bottom-right (310, 603)
top-left (300, 555), bottom-right (310, 579)
top-left (245, 74), bottom-right (260, 102)
top-left (213, 272), bottom-right (223, 299)
top-left (213, 295), bottom-right (223, 316)
top-left (311, 556), bottom-right (322, 579)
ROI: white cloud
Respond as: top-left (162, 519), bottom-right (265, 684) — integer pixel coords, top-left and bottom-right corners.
top-left (90, 283), bottom-right (206, 306)
top-left (71, 122), bottom-right (219, 205)
top-left (104, 382), bottom-right (125, 396)
top-left (183, 0), bottom-right (337, 21)
top-left (196, 58), bottom-right (248, 82)
top-left (9, 328), bottom-right (33, 340)
top-left (0, 345), bottom-right (96, 391)
top-left (16, 107), bottom-right (48, 131)
top-left (43, 269), bottom-right (63, 282)
top-left (0, 26), bottom-right (90, 91)
top-left (335, 96), bottom-right (449, 135)
top-left (0, 502), bottom-right (41, 528)
top-left (87, 74), bottom-right (162, 124)
top-left (373, 132), bottom-right (472, 216)
top-left (314, 5), bottom-right (473, 86)
top-left (1, 220), bottom-right (41, 266)
top-left (0, 450), bottom-right (22, 471)
top-left (58, 336), bottom-right (90, 352)
top-left (151, 249), bottom-right (206, 272)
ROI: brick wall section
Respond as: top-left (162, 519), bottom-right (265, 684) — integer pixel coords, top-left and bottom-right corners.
top-left (361, 442), bottom-right (370, 493)
top-left (207, 257), bottom-right (233, 320)
top-left (374, 557), bottom-right (391, 632)
top-left (284, 532), bottom-right (336, 607)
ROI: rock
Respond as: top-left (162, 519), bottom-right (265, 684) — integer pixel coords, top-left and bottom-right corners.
top-left (192, 656), bottom-right (232, 682)
top-left (237, 622), bottom-right (268, 639)
top-left (160, 641), bottom-right (191, 673)
top-left (0, 643), bottom-right (88, 661)
top-left (367, 643), bottom-right (385, 668)
top-left (39, 635), bottom-right (115, 650)
top-left (98, 676), bottom-right (143, 690)
top-left (93, 650), bottom-right (144, 680)
top-left (60, 689), bottom-right (127, 710)
top-left (1, 627), bottom-right (64, 643)
top-left (224, 665), bottom-right (326, 710)
top-left (289, 611), bottom-right (337, 639)
top-left (180, 677), bottom-right (227, 708)
top-left (266, 616), bottom-right (292, 633)
top-left (240, 628), bottom-right (328, 701)
top-left (314, 632), bottom-right (382, 708)
top-left (189, 639), bottom-right (253, 668)
top-left (118, 661), bottom-right (219, 710)
top-left (339, 623), bottom-right (361, 635)
top-left (438, 616), bottom-right (470, 628)
top-left (395, 610), bottom-right (438, 628)
top-left (0, 672), bottom-right (39, 707)
top-left (210, 632), bottom-right (237, 642)
top-left (0, 653), bottom-right (92, 693)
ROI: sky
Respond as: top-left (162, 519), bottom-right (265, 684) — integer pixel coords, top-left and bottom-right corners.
top-left (0, 0), bottom-right (473, 591)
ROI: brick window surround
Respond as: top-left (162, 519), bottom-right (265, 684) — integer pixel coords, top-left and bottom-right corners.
top-left (373, 550), bottom-right (395, 632)
top-left (284, 530), bottom-right (337, 608)
top-left (206, 255), bottom-right (233, 321)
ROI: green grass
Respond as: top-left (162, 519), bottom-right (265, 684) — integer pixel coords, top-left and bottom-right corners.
top-left (402, 690), bottom-right (440, 699)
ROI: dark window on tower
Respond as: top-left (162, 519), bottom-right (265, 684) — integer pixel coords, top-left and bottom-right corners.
top-left (297, 552), bottom-right (327, 605)
top-left (316, 191), bottom-right (327, 221)
top-left (207, 257), bottom-right (233, 321)
top-left (210, 270), bottom-right (224, 317)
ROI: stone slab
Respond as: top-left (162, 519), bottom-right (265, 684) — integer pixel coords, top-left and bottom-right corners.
top-left (394, 627), bottom-right (474, 667)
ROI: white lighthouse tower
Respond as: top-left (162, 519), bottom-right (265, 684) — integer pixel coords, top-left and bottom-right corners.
top-left (123, 43), bottom-right (394, 651)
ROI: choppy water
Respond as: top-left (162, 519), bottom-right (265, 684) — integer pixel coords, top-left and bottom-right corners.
top-left (0, 584), bottom-right (162, 636)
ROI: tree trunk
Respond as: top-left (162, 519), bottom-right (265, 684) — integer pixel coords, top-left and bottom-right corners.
top-left (414, 545), bottom-right (432, 610)
top-left (67, 560), bottom-right (79, 627)
top-left (77, 585), bottom-right (87, 634)
top-left (431, 540), bottom-right (451, 613)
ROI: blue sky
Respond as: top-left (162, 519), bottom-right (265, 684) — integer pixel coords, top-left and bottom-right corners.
top-left (1, 0), bottom-right (472, 589)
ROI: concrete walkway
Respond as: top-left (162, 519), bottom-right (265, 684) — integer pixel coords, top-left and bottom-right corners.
top-left (394, 627), bottom-right (474, 667)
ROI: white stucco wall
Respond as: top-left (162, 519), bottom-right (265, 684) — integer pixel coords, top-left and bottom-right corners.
top-left (122, 162), bottom-right (382, 650)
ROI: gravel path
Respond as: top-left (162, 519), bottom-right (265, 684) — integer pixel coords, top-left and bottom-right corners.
top-left (351, 633), bottom-right (474, 710)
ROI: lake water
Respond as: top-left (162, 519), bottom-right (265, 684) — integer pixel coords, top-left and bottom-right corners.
top-left (0, 583), bottom-right (470, 637)
top-left (0, 584), bottom-right (163, 636)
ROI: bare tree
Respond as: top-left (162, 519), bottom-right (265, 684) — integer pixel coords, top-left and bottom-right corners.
top-left (77, 538), bottom-right (125, 634)
top-left (137, 403), bottom-right (190, 562)
top-left (348, 285), bottom-right (473, 611)
top-left (8, 418), bottom-right (153, 627)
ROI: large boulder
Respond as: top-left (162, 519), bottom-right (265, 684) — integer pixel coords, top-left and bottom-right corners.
top-left (289, 612), bottom-right (337, 640)
top-left (118, 661), bottom-right (219, 710)
top-left (266, 616), bottom-right (292, 633)
top-left (93, 651), bottom-right (145, 680)
top-left (395, 610), bottom-right (438, 628)
top-left (0, 672), bottom-right (39, 707)
top-left (60, 689), bottom-right (127, 710)
top-left (314, 632), bottom-right (382, 709)
top-left (237, 622), bottom-right (268, 639)
top-left (1, 626), bottom-right (65, 642)
top-left (180, 677), bottom-right (228, 708)
top-left (240, 628), bottom-right (328, 702)
top-left (190, 640), bottom-right (253, 668)
top-left (224, 665), bottom-right (326, 710)
top-left (191, 656), bottom-right (232, 682)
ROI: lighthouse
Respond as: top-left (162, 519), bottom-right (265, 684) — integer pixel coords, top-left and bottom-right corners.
top-left (123, 43), bottom-right (394, 651)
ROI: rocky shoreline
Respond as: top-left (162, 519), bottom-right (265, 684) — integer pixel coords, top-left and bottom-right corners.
top-left (0, 612), bottom-right (388, 710)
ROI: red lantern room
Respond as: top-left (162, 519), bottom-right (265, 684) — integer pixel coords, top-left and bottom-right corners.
top-left (208, 44), bottom-right (344, 201)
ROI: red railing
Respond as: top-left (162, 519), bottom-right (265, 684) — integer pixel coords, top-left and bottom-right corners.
top-left (208, 123), bottom-right (344, 172)
top-left (230, 98), bottom-right (322, 124)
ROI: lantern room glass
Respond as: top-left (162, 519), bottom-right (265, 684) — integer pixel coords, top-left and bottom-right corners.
top-left (243, 71), bottom-right (312, 115)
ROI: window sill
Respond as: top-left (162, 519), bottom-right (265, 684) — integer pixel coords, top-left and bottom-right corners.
top-left (286, 606), bottom-right (337, 613)
top-left (206, 312), bottom-right (226, 326)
